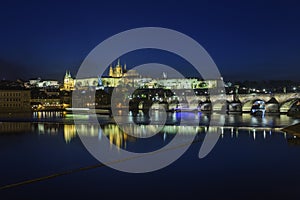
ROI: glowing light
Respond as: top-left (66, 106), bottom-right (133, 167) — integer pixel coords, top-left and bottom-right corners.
top-left (163, 132), bottom-right (167, 141)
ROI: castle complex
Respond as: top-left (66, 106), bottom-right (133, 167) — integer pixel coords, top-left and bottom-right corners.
top-left (62, 60), bottom-right (218, 91)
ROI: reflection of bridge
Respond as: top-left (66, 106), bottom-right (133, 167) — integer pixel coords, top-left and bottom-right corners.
top-left (62, 123), bottom-right (291, 146)
top-left (185, 93), bottom-right (300, 113)
top-left (0, 121), bottom-right (294, 144)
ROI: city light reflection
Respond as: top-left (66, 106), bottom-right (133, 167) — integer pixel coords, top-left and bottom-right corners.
top-left (1, 112), bottom-right (299, 149)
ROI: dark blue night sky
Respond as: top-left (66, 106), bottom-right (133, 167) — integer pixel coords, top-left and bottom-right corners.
top-left (0, 0), bottom-right (299, 81)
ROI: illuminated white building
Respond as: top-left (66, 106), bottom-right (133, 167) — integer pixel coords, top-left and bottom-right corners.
top-left (28, 78), bottom-right (59, 88)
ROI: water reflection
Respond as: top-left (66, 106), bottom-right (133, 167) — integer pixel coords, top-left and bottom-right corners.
top-left (33, 111), bottom-right (66, 119)
top-left (64, 124), bottom-right (76, 143)
top-left (112, 112), bottom-right (300, 128)
top-left (1, 112), bottom-right (300, 149)
top-left (2, 121), bottom-right (297, 147)
top-left (35, 123), bottom-right (60, 135)
top-left (0, 122), bottom-right (31, 133)
top-left (67, 124), bottom-right (300, 148)
top-left (2, 111), bottom-right (299, 130)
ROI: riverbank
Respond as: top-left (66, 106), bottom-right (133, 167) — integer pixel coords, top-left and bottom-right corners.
top-left (282, 123), bottom-right (300, 136)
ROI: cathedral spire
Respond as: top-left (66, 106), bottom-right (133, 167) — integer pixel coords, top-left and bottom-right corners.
top-left (109, 64), bottom-right (113, 77)
top-left (117, 59), bottom-right (120, 66)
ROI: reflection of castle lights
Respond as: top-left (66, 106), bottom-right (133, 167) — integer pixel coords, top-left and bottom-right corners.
top-left (62, 123), bottom-right (288, 147)
top-left (64, 124), bottom-right (76, 143)
top-left (105, 124), bottom-right (128, 149)
top-left (63, 124), bottom-right (132, 148)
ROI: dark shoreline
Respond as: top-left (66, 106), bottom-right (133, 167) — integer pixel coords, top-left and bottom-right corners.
top-left (282, 123), bottom-right (300, 136)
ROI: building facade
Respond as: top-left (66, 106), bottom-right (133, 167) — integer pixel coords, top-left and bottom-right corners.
top-left (0, 90), bottom-right (31, 112)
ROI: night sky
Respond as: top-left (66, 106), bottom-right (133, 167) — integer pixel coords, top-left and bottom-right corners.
top-left (0, 0), bottom-right (300, 81)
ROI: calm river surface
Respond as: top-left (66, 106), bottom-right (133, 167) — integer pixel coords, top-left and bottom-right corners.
top-left (1, 111), bottom-right (300, 199)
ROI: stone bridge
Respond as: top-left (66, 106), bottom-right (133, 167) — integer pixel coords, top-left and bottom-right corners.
top-left (186, 92), bottom-right (300, 113)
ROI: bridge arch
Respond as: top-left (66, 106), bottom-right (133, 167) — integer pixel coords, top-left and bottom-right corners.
top-left (280, 98), bottom-right (300, 113)
top-left (242, 99), bottom-right (265, 112)
top-left (212, 99), bottom-right (227, 112)
top-left (188, 99), bottom-right (201, 111)
top-left (150, 101), bottom-right (169, 111)
top-left (265, 97), bottom-right (279, 113)
top-left (200, 99), bottom-right (212, 112)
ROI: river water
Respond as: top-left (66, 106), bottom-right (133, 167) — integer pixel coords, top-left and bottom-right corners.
top-left (0, 111), bottom-right (300, 199)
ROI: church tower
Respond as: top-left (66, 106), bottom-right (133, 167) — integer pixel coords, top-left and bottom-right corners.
top-left (109, 65), bottom-right (113, 77)
top-left (63, 70), bottom-right (74, 91)
top-left (107, 59), bottom-right (125, 78)
top-left (124, 63), bottom-right (127, 73)
top-left (115, 59), bottom-right (122, 77)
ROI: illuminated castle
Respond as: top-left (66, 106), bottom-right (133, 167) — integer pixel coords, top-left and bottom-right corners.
top-left (109, 59), bottom-right (127, 77)
top-left (61, 60), bottom-right (217, 91)
top-left (62, 60), bottom-right (131, 90)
